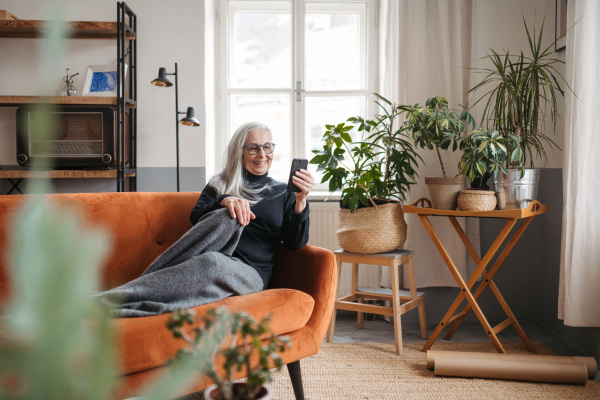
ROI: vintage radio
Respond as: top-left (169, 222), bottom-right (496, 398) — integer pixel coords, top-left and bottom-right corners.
top-left (16, 105), bottom-right (128, 168)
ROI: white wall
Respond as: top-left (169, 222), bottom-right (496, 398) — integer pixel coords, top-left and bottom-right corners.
top-left (0, 0), bottom-right (206, 171)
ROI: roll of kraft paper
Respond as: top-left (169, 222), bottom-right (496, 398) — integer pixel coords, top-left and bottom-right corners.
top-left (433, 356), bottom-right (588, 385)
top-left (426, 350), bottom-right (597, 379)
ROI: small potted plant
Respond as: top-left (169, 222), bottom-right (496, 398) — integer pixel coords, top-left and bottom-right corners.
top-left (167, 307), bottom-right (290, 400)
top-left (457, 128), bottom-right (524, 211)
top-left (402, 96), bottom-right (475, 209)
top-left (310, 93), bottom-right (423, 253)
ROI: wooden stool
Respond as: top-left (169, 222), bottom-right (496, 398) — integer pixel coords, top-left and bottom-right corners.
top-left (327, 249), bottom-right (427, 355)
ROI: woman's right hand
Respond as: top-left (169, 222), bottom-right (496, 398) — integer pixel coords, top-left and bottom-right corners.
top-left (220, 196), bottom-right (255, 226)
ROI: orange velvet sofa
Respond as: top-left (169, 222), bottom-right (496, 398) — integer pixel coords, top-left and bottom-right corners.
top-left (0, 192), bottom-right (337, 399)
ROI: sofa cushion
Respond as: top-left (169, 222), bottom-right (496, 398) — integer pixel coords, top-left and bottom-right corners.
top-left (114, 288), bottom-right (315, 375)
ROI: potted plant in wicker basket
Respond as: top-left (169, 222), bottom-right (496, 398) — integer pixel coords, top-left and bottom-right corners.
top-left (310, 93), bottom-right (422, 254)
top-left (402, 96), bottom-right (475, 209)
top-left (457, 128), bottom-right (524, 211)
top-left (167, 307), bottom-right (290, 400)
top-left (467, 15), bottom-right (572, 208)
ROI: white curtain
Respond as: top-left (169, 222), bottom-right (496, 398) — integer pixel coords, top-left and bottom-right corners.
top-left (379, 0), bottom-right (478, 289)
top-left (558, 0), bottom-right (600, 327)
top-left (378, 0), bottom-right (400, 104)
top-left (378, 0), bottom-right (402, 289)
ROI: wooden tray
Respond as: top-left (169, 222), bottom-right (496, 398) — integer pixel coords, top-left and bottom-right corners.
top-left (403, 198), bottom-right (548, 219)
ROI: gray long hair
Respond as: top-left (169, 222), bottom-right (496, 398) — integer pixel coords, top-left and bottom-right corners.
top-left (208, 121), bottom-right (272, 202)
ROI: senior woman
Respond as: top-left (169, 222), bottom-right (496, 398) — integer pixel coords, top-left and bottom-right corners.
top-left (94, 122), bottom-right (314, 317)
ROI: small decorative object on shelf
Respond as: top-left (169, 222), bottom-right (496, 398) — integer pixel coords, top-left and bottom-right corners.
top-left (83, 64), bottom-right (124, 97)
top-left (61, 68), bottom-right (79, 96)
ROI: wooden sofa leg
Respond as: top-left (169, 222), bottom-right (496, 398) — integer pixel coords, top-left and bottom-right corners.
top-left (286, 360), bottom-right (305, 400)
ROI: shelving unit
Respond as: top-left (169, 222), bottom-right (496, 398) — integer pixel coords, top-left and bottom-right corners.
top-left (0, 2), bottom-right (137, 193)
top-left (0, 20), bottom-right (136, 39)
top-left (0, 96), bottom-right (136, 107)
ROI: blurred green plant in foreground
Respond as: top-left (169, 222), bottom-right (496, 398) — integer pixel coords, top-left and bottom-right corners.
top-left (0, 196), bottom-right (215, 400)
top-left (0, 2), bottom-right (219, 397)
top-left (0, 196), bottom-right (114, 399)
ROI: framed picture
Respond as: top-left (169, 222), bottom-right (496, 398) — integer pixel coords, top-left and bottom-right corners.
top-left (83, 64), bottom-right (127, 96)
top-left (555, 0), bottom-right (567, 51)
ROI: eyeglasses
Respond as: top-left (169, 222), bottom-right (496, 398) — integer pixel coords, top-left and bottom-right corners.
top-left (243, 142), bottom-right (276, 155)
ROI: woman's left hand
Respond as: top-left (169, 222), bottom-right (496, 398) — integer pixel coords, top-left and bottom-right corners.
top-left (292, 169), bottom-right (314, 213)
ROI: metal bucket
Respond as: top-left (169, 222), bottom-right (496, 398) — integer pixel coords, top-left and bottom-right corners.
top-left (494, 169), bottom-right (540, 209)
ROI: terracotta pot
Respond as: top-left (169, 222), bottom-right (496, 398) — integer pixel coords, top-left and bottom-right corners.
top-left (203, 383), bottom-right (272, 400)
top-left (425, 176), bottom-right (465, 210)
top-left (457, 189), bottom-right (497, 211)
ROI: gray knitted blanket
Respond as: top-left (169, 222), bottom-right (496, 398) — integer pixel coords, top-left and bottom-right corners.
top-left (94, 208), bottom-right (263, 318)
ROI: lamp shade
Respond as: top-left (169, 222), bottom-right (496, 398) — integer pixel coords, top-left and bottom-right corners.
top-left (179, 107), bottom-right (200, 126)
top-left (151, 67), bottom-right (173, 87)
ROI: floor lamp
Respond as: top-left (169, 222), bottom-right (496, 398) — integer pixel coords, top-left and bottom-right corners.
top-left (151, 62), bottom-right (200, 192)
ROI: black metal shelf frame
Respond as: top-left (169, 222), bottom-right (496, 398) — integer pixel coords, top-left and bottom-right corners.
top-left (117, 2), bottom-right (137, 192)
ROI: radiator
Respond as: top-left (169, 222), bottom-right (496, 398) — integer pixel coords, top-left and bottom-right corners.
top-left (308, 201), bottom-right (380, 296)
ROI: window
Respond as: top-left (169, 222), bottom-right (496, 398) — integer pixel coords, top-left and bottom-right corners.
top-left (215, 0), bottom-right (378, 184)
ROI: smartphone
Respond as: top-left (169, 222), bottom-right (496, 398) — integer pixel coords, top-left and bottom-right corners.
top-left (287, 158), bottom-right (309, 192)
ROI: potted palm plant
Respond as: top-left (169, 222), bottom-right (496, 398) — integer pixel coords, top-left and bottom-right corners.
top-left (310, 93), bottom-right (422, 253)
top-left (402, 96), bottom-right (475, 209)
top-left (467, 15), bottom-right (572, 208)
top-left (167, 307), bottom-right (289, 400)
top-left (457, 128), bottom-right (524, 211)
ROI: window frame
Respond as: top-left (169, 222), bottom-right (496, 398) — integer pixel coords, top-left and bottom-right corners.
top-left (214, 0), bottom-right (379, 191)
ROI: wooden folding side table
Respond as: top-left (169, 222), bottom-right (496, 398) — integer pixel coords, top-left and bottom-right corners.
top-left (327, 249), bottom-right (427, 355)
top-left (403, 198), bottom-right (548, 354)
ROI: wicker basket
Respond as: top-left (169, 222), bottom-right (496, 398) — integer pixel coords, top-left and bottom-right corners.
top-left (457, 189), bottom-right (497, 211)
top-left (336, 201), bottom-right (407, 254)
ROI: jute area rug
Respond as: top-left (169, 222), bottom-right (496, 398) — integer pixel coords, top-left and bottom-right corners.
top-left (269, 342), bottom-right (600, 400)
top-left (181, 342), bottom-right (600, 400)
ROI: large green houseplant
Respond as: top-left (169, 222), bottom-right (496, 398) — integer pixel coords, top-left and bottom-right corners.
top-left (402, 96), bottom-right (475, 209)
top-left (310, 94), bottom-right (422, 253)
top-left (467, 15), bottom-right (572, 208)
top-left (468, 15), bottom-right (569, 167)
top-left (311, 94), bottom-right (422, 213)
top-left (167, 307), bottom-right (290, 400)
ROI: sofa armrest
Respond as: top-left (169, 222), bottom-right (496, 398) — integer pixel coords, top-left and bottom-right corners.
top-left (269, 245), bottom-right (337, 347)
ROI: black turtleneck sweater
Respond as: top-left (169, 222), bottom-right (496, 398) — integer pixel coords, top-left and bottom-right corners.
top-left (189, 171), bottom-right (310, 287)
